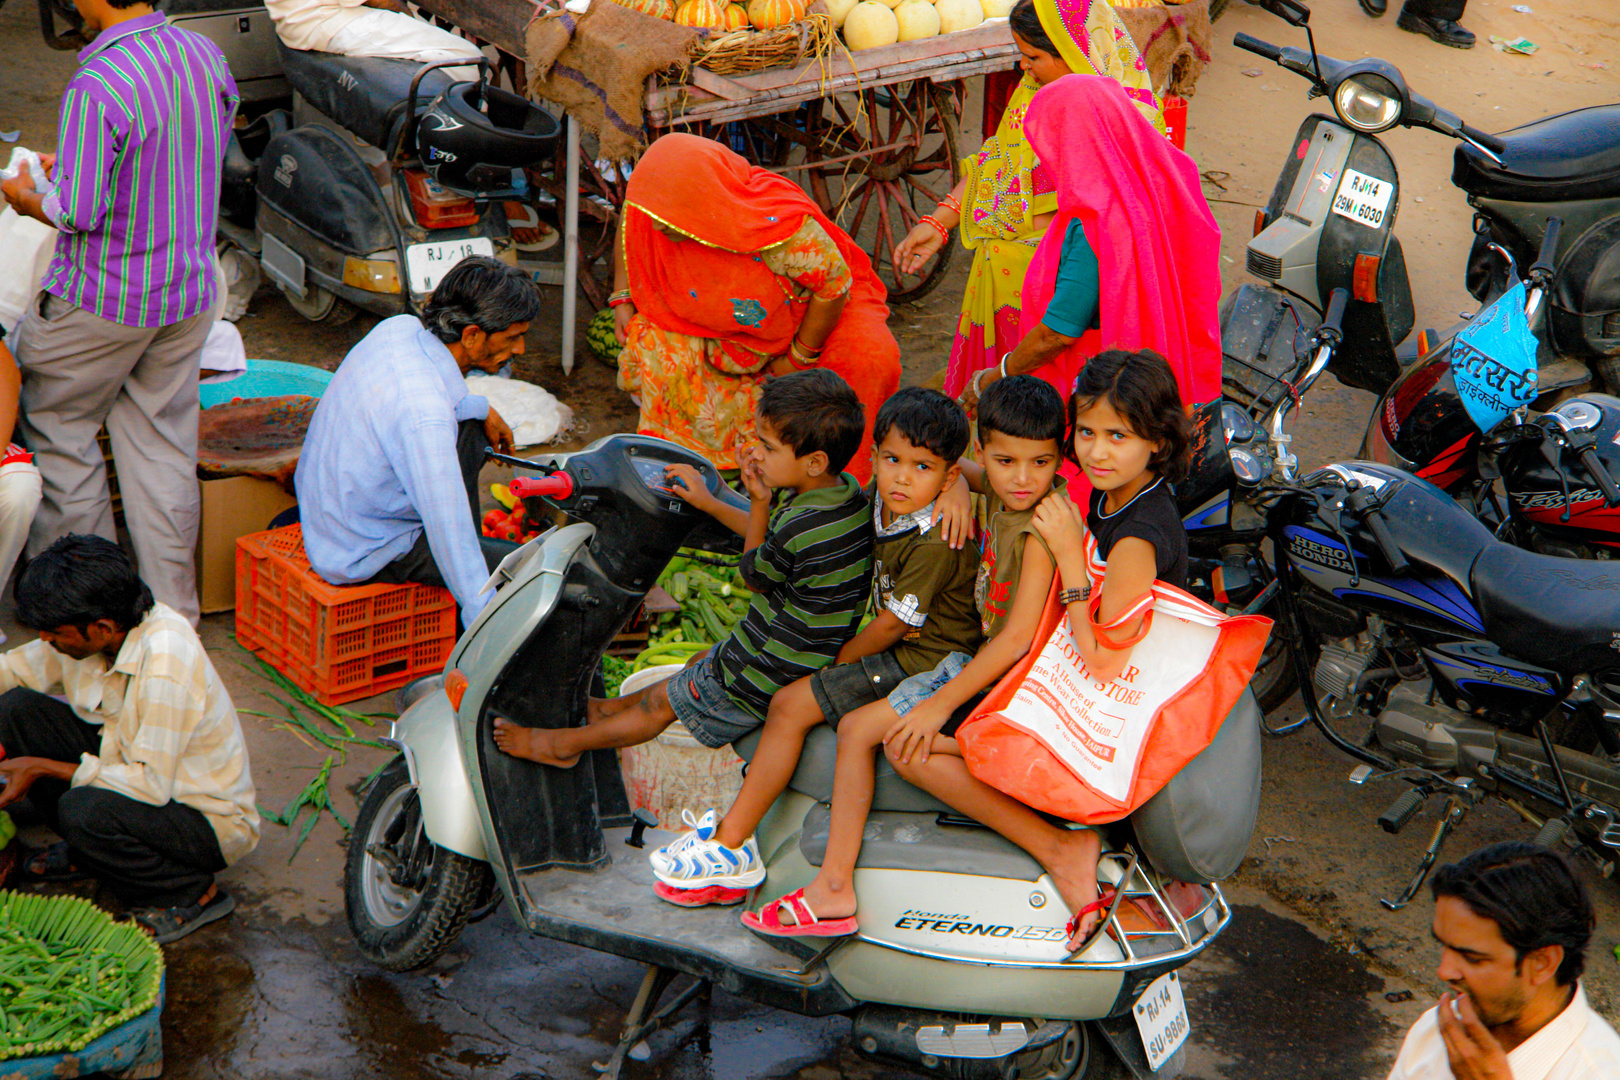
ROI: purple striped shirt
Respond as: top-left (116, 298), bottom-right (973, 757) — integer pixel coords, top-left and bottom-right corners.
top-left (41, 14), bottom-right (238, 329)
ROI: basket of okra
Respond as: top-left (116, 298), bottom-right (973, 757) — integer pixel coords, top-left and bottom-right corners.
top-left (0, 891), bottom-right (166, 1076)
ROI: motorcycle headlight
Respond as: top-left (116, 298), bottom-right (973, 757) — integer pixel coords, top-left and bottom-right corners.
top-left (1333, 74), bottom-right (1403, 133)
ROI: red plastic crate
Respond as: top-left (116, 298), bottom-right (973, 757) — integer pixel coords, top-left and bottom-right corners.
top-left (235, 525), bottom-right (457, 705)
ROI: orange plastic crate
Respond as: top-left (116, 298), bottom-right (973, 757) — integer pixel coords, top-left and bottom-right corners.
top-left (236, 525), bottom-right (457, 705)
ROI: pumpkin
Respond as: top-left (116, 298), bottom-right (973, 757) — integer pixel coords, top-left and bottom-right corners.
top-left (894, 0), bottom-right (939, 38)
top-left (674, 0), bottom-right (727, 26)
top-left (935, 0), bottom-right (981, 31)
top-left (747, 0), bottom-right (805, 28)
top-left (842, 0), bottom-right (899, 46)
top-left (722, 2), bottom-right (750, 27)
top-left (621, 0), bottom-right (677, 17)
top-left (823, 0), bottom-right (859, 24)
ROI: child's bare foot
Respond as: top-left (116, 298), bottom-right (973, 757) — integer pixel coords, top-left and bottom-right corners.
top-left (492, 718), bottom-right (582, 767)
top-left (1046, 828), bottom-right (1103, 950)
top-left (794, 876), bottom-right (858, 923)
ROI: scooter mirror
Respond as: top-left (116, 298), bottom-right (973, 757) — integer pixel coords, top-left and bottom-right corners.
top-left (1256, 0), bottom-right (1311, 27)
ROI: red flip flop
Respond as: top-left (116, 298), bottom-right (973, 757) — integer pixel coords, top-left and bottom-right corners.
top-left (653, 881), bottom-right (748, 907)
top-left (741, 887), bottom-right (858, 939)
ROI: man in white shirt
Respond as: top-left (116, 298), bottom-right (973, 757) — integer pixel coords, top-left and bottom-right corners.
top-left (1388, 842), bottom-right (1620, 1080)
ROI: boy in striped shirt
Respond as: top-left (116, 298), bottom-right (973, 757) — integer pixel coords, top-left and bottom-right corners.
top-left (493, 370), bottom-right (873, 768)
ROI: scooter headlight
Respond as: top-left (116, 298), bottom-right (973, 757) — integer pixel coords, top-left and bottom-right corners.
top-left (1334, 74), bottom-right (1403, 133)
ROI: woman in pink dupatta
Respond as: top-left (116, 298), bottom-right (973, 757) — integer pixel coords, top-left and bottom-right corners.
top-left (960, 74), bottom-right (1222, 488)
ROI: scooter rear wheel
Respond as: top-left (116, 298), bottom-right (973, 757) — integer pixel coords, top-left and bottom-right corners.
top-left (344, 756), bottom-right (492, 972)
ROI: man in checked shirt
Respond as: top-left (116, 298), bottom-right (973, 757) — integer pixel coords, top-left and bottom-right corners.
top-left (0, 0), bottom-right (237, 626)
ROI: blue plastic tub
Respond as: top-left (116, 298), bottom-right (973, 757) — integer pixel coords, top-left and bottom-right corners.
top-left (3, 977), bottom-right (164, 1079)
top-left (200, 359), bottom-right (334, 409)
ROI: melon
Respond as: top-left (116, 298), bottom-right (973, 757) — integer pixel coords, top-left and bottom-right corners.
top-left (979, 0), bottom-right (1014, 16)
top-left (622, 0), bottom-right (677, 17)
top-left (674, 0), bottom-right (727, 25)
top-left (842, 0), bottom-right (899, 46)
top-left (894, 0), bottom-right (939, 38)
top-left (747, 0), bottom-right (805, 27)
top-left (935, 0), bottom-right (981, 31)
top-left (823, 0), bottom-right (859, 24)
top-left (586, 307), bottom-right (623, 366)
top-left (722, 2), bottom-right (750, 27)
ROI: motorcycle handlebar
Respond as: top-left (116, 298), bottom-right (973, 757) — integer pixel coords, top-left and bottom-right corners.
top-left (1576, 446), bottom-right (1620, 508)
top-left (1232, 32), bottom-right (1283, 62)
top-left (1530, 217), bottom-right (1563, 279)
top-left (1362, 506), bottom-right (1411, 576)
top-left (1320, 288), bottom-right (1350, 340)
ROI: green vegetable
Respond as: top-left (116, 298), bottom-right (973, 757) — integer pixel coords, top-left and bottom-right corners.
top-left (601, 655), bottom-right (633, 696)
top-left (586, 307), bottom-right (622, 364)
top-left (0, 811), bottom-right (14, 851)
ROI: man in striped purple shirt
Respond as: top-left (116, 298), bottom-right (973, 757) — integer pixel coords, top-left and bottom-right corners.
top-left (1, 0), bottom-right (237, 625)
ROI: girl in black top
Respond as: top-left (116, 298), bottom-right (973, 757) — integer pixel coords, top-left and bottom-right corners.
top-left (1033, 348), bottom-right (1191, 686)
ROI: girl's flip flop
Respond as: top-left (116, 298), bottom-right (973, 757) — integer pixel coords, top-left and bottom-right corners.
top-left (653, 881), bottom-right (748, 907)
top-left (741, 888), bottom-right (858, 939)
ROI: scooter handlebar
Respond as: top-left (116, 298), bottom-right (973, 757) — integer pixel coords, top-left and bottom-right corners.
top-left (510, 473), bottom-right (576, 501)
top-left (1232, 32), bottom-right (1283, 62)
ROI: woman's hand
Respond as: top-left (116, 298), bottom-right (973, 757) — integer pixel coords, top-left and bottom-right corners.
top-left (1032, 492), bottom-right (1088, 569)
top-left (958, 364), bottom-right (1001, 414)
top-left (884, 701), bottom-right (950, 764)
top-left (613, 302), bottom-right (636, 345)
top-left (895, 221), bottom-right (946, 276)
top-left (930, 472), bottom-right (975, 549)
top-left (764, 354), bottom-right (798, 379)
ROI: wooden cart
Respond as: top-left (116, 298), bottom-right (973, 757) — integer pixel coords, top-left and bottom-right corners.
top-left (412, 1), bottom-right (1019, 371)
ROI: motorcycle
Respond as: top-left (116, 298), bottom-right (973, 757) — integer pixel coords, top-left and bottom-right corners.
top-left (39, 0), bottom-right (559, 323)
top-left (343, 433), bottom-right (1257, 1080)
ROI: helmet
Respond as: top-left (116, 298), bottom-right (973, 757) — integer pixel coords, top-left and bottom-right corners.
top-left (416, 82), bottom-right (561, 194)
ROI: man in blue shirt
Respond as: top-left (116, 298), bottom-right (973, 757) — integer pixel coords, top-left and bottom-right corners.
top-left (295, 257), bottom-right (540, 621)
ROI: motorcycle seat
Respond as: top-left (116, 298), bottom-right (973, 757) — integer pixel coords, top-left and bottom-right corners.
top-left (1453, 104), bottom-right (1620, 203)
top-left (276, 41), bottom-right (458, 154)
top-left (1471, 542), bottom-right (1620, 674)
top-left (732, 726), bottom-right (953, 815)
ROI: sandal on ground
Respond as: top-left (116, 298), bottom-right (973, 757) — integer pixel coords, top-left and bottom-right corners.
top-left (503, 201), bottom-right (559, 253)
top-left (653, 881), bottom-right (748, 908)
top-left (131, 888), bottom-right (236, 945)
top-left (740, 887), bottom-right (857, 939)
top-left (19, 841), bottom-right (92, 883)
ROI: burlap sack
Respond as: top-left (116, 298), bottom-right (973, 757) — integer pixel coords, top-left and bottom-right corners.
top-left (527, 2), bottom-right (701, 161)
top-left (1117, 0), bottom-right (1213, 100)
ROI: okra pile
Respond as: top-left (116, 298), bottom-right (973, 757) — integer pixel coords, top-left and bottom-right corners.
top-left (0, 892), bottom-right (163, 1061)
top-left (627, 553), bottom-right (753, 675)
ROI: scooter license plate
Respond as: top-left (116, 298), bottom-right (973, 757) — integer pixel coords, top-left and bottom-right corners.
top-left (1131, 971), bottom-right (1190, 1072)
top-left (1330, 168), bottom-right (1393, 230)
top-left (406, 237), bottom-right (496, 294)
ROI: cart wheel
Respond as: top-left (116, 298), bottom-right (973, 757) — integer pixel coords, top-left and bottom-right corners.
top-left (805, 80), bottom-right (962, 305)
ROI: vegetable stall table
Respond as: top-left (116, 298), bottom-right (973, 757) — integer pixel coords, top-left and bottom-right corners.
top-left (407, 0), bottom-right (1020, 374)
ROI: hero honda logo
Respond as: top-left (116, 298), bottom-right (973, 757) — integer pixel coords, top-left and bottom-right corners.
top-left (894, 909), bottom-right (1068, 942)
top-left (1287, 530), bottom-right (1356, 574)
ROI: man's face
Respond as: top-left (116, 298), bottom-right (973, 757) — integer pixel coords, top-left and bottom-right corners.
top-left (38, 622), bottom-right (113, 661)
top-left (1433, 895), bottom-right (1533, 1027)
top-left (461, 321), bottom-right (530, 373)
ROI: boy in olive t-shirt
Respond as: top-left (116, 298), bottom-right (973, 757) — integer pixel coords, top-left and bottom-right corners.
top-left (648, 388), bottom-right (979, 896)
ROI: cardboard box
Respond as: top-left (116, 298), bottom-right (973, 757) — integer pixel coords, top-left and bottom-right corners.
top-left (196, 475), bottom-right (297, 614)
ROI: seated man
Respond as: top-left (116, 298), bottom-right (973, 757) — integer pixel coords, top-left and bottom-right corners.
top-left (1388, 841), bottom-right (1619, 1079)
top-left (0, 535), bottom-right (258, 943)
top-left (296, 255), bottom-right (536, 622)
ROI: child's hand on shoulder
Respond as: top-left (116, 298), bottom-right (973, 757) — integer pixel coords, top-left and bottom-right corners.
top-left (663, 463), bottom-right (713, 509)
top-left (930, 473), bottom-right (975, 549)
top-left (884, 701), bottom-right (950, 764)
top-left (1032, 492), bottom-right (1087, 563)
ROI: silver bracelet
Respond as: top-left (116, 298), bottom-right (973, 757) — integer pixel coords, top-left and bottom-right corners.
top-left (999, 353), bottom-right (1010, 381)
top-left (971, 367), bottom-right (990, 396)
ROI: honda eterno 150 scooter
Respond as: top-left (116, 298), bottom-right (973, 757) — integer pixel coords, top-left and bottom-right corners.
top-left (342, 433), bottom-right (1260, 1080)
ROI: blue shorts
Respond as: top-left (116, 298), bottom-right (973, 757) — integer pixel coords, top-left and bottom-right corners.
top-left (885, 651), bottom-right (974, 718)
top-left (664, 655), bottom-right (762, 749)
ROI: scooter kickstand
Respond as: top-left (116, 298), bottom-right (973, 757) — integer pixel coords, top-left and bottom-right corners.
top-left (1380, 795), bottom-right (1468, 911)
top-left (788, 935), bottom-right (853, 977)
top-left (590, 964), bottom-right (709, 1079)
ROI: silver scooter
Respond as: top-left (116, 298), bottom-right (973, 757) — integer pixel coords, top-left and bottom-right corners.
top-left (343, 433), bottom-right (1258, 1079)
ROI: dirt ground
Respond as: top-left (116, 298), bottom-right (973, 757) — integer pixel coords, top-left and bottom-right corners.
top-left (1, 0), bottom-right (1619, 1076)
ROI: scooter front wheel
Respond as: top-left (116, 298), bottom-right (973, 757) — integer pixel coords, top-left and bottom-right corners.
top-left (344, 756), bottom-right (492, 972)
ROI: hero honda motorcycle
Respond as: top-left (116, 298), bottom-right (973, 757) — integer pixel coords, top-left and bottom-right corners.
top-left (343, 433), bottom-right (1259, 1080)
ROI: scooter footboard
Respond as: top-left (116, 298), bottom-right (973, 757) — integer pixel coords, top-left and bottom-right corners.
top-left (384, 681), bottom-right (488, 861)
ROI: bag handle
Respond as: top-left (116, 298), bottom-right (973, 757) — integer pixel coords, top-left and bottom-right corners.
top-left (1088, 589), bottom-right (1154, 651)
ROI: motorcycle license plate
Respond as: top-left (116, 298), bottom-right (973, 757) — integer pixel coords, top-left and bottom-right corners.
top-left (406, 237), bottom-right (495, 294)
top-left (1132, 971), bottom-right (1190, 1072)
top-left (1330, 168), bottom-right (1393, 230)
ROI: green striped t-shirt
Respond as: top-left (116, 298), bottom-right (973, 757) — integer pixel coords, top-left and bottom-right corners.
top-left (715, 473), bottom-right (873, 719)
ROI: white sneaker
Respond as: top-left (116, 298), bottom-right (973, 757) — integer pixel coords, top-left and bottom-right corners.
top-left (648, 808), bottom-right (766, 889)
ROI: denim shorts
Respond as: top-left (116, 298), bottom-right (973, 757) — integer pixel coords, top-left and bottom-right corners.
top-left (664, 655), bottom-right (763, 749)
top-left (885, 651), bottom-right (974, 719)
top-left (809, 651), bottom-right (910, 728)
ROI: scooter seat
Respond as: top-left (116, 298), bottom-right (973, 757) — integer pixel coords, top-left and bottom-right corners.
top-left (276, 41), bottom-right (458, 154)
top-left (1453, 104), bottom-right (1620, 203)
top-left (732, 726), bottom-right (954, 815)
top-left (1471, 541), bottom-right (1620, 674)
top-left (798, 804), bottom-right (1047, 880)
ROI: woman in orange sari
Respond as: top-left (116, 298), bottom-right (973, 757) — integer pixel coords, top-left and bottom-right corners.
top-left (613, 134), bottom-right (901, 483)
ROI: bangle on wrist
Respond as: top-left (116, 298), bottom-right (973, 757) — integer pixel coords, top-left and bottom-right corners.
top-left (1059, 586), bottom-right (1090, 607)
top-left (608, 289), bottom-right (633, 308)
top-left (788, 338), bottom-right (820, 369)
top-left (939, 193), bottom-right (962, 217)
top-left (998, 352), bottom-right (1011, 381)
top-left (971, 367), bottom-right (990, 397)
top-left (919, 214), bottom-right (949, 244)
